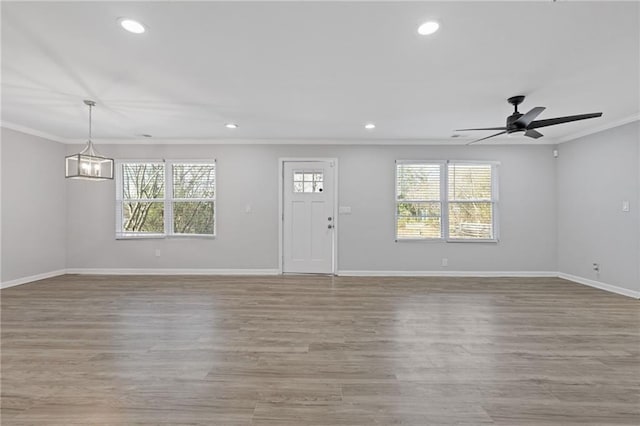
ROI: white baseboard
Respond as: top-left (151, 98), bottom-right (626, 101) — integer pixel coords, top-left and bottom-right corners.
top-left (339, 270), bottom-right (638, 299)
top-left (337, 270), bottom-right (558, 278)
top-left (3, 269), bottom-right (637, 299)
top-left (65, 268), bottom-right (280, 276)
top-left (1, 269), bottom-right (66, 289)
top-left (558, 273), bottom-right (640, 299)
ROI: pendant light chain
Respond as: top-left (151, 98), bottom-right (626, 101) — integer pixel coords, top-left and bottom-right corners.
top-left (81, 100), bottom-right (97, 156)
top-left (89, 102), bottom-right (92, 141)
top-left (87, 101), bottom-right (95, 156)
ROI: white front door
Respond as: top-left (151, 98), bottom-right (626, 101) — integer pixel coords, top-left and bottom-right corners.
top-left (283, 160), bottom-right (335, 274)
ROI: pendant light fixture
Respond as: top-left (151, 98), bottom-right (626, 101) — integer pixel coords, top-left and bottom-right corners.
top-left (65, 100), bottom-right (114, 180)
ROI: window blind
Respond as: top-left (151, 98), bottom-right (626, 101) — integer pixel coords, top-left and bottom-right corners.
top-left (396, 162), bottom-right (443, 239)
top-left (447, 163), bottom-right (495, 240)
top-left (394, 161), bottom-right (498, 242)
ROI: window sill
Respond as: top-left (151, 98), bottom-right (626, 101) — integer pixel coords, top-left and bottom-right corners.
top-left (446, 238), bottom-right (499, 243)
top-left (167, 234), bottom-right (216, 239)
top-left (116, 234), bottom-right (165, 240)
top-left (395, 238), bottom-right (499, 243)
top-left (116, 234), bottom-right (216, 240)
top-left (396, 238), bottom-right (445, 243)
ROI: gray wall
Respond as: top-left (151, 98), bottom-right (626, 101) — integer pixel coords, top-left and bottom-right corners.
top-left (66, 143), bottom-right (557, 272)
top-left (1, 128), bottom-right (67, 282)
top-left (557, 121), bottom-right (640, 293)
top-left (6, 123), bottom-right (639, 290)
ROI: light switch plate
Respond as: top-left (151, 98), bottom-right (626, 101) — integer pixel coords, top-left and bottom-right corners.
top-left (622, 200), bottom-right (630, 212)
top-left (339, 206), bottom-right (352, 215)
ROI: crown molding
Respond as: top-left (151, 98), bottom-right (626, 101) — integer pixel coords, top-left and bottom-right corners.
top-left (1, 121), bottom-right (71, 144)
top-left (62, 137), bottom-right (559, 146)
top-left (556, 113), bottom-right (640, 144)
top-left (5, 116), bottom-right (637, 146)
top-left (1, 121), bottom-right (558, 146)
top-left (65, 137), bottom-right (461, 146)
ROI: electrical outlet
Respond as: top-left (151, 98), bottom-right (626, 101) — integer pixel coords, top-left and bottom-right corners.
top-left (441, 258), bottom-right (448, 267)
top-left (155, 249), bottom-right (161, 257)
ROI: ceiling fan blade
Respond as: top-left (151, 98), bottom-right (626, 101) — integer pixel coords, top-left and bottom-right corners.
top-left (456, 127), bottom-right (506, 131)
top-left (466, 131), bottom-right (507, 145)
top-left (515, 106), bottom-right (545, 127)
top-left (524, 129), bottom-right (543, 139)
top-left (529, 112), bottom-right (603, 129)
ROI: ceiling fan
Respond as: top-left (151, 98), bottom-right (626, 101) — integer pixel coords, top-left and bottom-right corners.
top-left (457, 96), bottom-right (602, 144)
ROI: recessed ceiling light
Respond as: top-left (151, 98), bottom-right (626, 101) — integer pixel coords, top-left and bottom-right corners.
top-left (225, 123), bottom-right (238, 129)
top-left (364, 123), bottom-right (376, 130)
top-left (119, 18), bottom-right (146, 34)
top-left (418, 21), bottom-right (440, 36)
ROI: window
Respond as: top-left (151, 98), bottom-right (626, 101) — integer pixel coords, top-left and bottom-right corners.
top-left (116, 160), bottom-right (215, 238)
top-left (447, 163), bottom-right (495, 240)
top-left (119, 162), bottom-right (165, 236)
top-left (293, 171), bottom-right (324, 193)
top-left (396, 162), bottom-right (443, 239)
top-left (395, 161), bottom-right (498, 241)
top-left (171, 163), bottom-right (216, 235)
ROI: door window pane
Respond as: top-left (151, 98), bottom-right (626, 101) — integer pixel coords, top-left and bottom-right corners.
top-left (293, 171), bottom-right (324, 193)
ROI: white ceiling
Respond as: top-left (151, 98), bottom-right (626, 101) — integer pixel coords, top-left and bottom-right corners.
top-left (1, 1), bottom-right (638, 144)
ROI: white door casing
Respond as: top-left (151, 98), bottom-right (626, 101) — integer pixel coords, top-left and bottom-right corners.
top-left (282, 160), bottom-right (336, 274)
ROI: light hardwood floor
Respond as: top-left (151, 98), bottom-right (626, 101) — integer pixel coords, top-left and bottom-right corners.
top-left (1, 275), bottom-right (639, 425)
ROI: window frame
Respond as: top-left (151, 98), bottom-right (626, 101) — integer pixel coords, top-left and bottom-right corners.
top-left (446, 160), bottom-right (500, 243)
top-left (395, 160), bottom-right (446, 242)
top-left (395, 160), bottom-right (500, 243)
top-left (166, 160), bottom-right (217, 238)
top-left (115, 159), bottom-right (216, 239)
top-left (115, 159), bottom-right (166, 239)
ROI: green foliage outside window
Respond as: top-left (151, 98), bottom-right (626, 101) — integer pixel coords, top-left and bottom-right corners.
top-left (396, 162), bottom-right (495, 240)
top-left (120, 162), bottom-right (215, 235)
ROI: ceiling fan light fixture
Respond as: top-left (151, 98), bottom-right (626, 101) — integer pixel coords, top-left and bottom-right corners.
top-left (65, 100), bottom-right (114, 180)
top-left (418, 21), bottom-right (440, 36)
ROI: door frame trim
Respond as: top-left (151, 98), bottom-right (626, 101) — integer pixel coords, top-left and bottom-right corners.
top-left (278, 157), bottom-right (339, 275)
